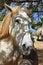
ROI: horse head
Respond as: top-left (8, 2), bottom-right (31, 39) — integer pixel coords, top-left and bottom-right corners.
top-left (8, 5), bottom-right (33, 56)
top-left (0, 4), bottom-right (34, 65)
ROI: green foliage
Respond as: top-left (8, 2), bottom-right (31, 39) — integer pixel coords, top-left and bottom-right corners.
top-left (40, 17), bottom-right (43, 25)
top-left (33, 6), bottom-right (37, 11)
top-left (39, 4), bottom-right (43, 8)
top-left (31, 21), bottom-right (42, 30)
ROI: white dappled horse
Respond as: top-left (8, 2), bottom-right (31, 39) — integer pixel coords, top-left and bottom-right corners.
top-left (0, 4), bottom-right (34, 65)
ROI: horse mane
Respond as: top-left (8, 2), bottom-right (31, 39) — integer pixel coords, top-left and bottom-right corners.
top-left (0, 5), bottom-right (21, 39)
top-left (0, 12), bottom-right (12, 39)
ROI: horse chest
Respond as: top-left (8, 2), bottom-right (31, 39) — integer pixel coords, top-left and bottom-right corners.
top-left (0, 38), bottom-right (14, 64)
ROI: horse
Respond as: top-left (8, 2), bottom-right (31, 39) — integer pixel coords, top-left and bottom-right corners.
top-left (0, 4), bottom-right (38, 65)
top-left (7, 4), bottom-right (35, 65)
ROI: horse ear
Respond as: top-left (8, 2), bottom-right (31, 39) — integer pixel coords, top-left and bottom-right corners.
top-left (4, 3), bottom-right (13, 12)
top-left (4, 3), bottom-right (23, 15)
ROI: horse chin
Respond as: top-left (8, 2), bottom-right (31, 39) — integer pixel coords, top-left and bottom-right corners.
top-left (22, 49), bottom-right (31, 56)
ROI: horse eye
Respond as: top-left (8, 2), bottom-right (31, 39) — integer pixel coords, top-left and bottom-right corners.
top-left (15, 19), bottom-right (20, 23)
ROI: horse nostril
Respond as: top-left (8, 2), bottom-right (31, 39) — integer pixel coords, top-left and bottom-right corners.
top-left (23, 44), bottom-right (26, 48)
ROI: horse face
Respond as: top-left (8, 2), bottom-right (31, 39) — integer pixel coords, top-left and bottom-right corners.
top-left (9, 10), bottom-right (31, 36)
top-left (9, 10), bottom-right (33, 56)
top-left (4, 3), bottom-right (33, 56)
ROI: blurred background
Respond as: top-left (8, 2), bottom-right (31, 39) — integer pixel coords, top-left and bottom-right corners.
top-left (0, 0), bottom-right (43, 32)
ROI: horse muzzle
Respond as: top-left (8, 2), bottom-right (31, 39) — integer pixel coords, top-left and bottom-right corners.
top-left (22, 44), bottom-right (32, 56)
